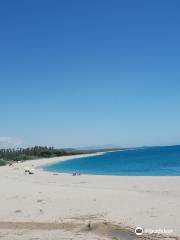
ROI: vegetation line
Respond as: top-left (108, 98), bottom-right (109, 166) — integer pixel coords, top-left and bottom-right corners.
top-left (0, 146), bottom-right (85, 166)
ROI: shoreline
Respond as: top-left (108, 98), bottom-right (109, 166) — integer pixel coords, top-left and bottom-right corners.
top-left (35, 151), bottom-right (106, 169)
top-left (0, 153), bottom-right (179, 239)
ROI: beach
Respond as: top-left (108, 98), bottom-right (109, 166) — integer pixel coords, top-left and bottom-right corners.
top-left (0, 153), bottom-right (179, 240)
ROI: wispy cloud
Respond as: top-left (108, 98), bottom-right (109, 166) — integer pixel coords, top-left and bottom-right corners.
top-left (0, 137), bottom-right (22, 147)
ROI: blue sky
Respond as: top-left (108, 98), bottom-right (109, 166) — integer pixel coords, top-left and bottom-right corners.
top-left (0, 0), bottom-right (180, 148)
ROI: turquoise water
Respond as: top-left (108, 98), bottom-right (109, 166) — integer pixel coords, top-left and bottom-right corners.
top-left (43, 146), bottom-right (180, 176)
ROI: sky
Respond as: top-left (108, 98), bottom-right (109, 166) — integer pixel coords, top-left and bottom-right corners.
top-left (0, 0), bottom-right (180, 148)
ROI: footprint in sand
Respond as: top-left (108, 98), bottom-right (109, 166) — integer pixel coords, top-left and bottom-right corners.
top-left (39, 209), bottom-right (44, 214)
top-left (14, 209), bottom-right (22, 213)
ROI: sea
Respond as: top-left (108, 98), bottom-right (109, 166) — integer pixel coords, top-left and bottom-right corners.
top-left (43, 145), bottom-right (180, 176)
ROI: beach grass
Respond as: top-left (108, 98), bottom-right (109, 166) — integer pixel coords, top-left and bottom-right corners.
top-left (0, 159), bottom-right (7, 166)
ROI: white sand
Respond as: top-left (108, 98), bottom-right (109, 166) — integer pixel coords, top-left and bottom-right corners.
top-left (0, 153), bottom-right (180, 239)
